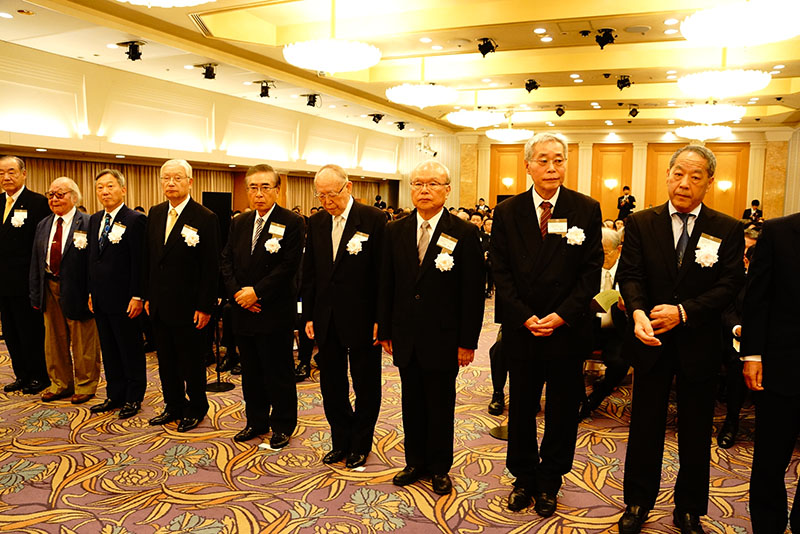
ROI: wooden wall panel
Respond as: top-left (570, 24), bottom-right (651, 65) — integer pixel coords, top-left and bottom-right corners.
top-left (591, 143), bottom-right (633, 220)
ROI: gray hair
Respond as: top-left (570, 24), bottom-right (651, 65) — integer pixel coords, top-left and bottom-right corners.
top-left (95, 168), bottom-right (126, 188)
top-left (524, 133), bottom-right (569, 162)
top-left (0, 155), bottom-right (25, 172)
top-left (315, 164), bottom-right (349, 186)
top-left (410, 160), bottom-right (450, 184)
top-left (601, 227), bottom-right (622, 248)
top-left (160, 159), bottom-right (192, 179)
top-left (51, 177), bottom-right (82, 204)
top-left (744, 227), bottom-right (761, 240)
top-left (669, 145), bottom-right (717, 177)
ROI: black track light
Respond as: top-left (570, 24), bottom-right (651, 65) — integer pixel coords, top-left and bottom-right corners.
top-left (629, 106), bottom-right (639, 118)
top-left (477, 38), bottom-right (497, 57)
top-left (118, 41), bottom-right (144, 61)
top-left (370, 113), bottom-right (384, 124)
top-left (396, 121), bottom-right (406, 131)
top-left (595, 28), bottom-right (616, 50)
top-left (259, 81), bottom-right (275, 98)
top-left (616, 75), bottom-right (632, 91)
top-left (555, 106), bottom-right (565, 117)
top-left (199, 64), bottom-right (216, 80)
top-left (525, 79), bottom-right (540, 92)
top-left (305, 94), bottom-right (320, 107)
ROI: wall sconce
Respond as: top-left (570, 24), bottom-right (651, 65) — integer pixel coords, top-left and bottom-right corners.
top-left (501, 177), bottom-right (515, 188)
top-left (604, 178), bottom-right (619, 190)
top-left (717, 180), bottom-right (733, 191)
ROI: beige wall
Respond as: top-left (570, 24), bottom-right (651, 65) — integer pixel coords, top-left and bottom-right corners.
top-left (763, 141), bottom-right (788, 218)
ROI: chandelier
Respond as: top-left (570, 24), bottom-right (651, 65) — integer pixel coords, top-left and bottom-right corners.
top-left (116, 0), bottom-right (214, 5)
top-left (283, 0), bottom-right (380, 74)
top-left (675, 125), bottom-right (732, 142)
top-left (681, 0), bottom-right (800, 48)
top-left (446, 110), bottom-right (503, 129)
top-left (676, 103), bottom-right (746, 125)
top-left (385, 58), bottom-right (458, 109)
top-left (678, 69), bottom-right (771, 99)
top-left (485, 112), bottom-right (533, 142)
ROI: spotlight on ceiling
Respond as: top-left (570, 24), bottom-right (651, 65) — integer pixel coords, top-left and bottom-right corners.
top-left (304, 94), bottom-right (320, 107)
top-left (117, 41), bottom-right (144, 61)
top-left (555, 105), bottom-right (565, 117)
top-left (525, 79), bottom-right (540, 92)
top-left (595, 28), bottom-right (616, 50)
top-left (198, 64), bottom-right (216, 80)
top-left (370, 113), bottom-right (384, 124)
top-left (477, 38), bottom-right (498, 57)
top-left (629, 105), bottom-right (639, 117)
top-left (616, 75), bottom-right (632, 91)
top-left (396, 121), bottom-right (406, 131)
top-left (259, 81), bottom-right (275, 98)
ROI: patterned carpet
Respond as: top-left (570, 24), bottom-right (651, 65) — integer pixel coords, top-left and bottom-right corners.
top-left (0, 300), bottom-right (787, 533)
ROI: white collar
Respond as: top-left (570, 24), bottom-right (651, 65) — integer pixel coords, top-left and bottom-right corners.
top-left (532, 186), bottom-right (561, 210)
top-left (668, 201), bottom-right (702, 219)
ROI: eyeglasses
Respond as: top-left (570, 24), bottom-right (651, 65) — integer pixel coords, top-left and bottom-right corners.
top-left (160, 175), bottom-right (187, 184)
top-left (410, 181), bottom-right (449, 191)
top-left (46, 191), bottom-right (69, 200)
top-left (247, 184), bottom-right (278, 194)
top-left (314, 181), bottom-right (348, 200)
top-left (533, 157), bottom-right (565, 167)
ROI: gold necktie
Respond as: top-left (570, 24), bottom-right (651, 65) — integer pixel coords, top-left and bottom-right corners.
top-left (418, 221), bottom-right (431, 264)
top-left (3, 196), bottom-right (13, 223)
top-left (165, 208), bottom-right (178, 244)
top-left (331, 215), bottom-right (344, 260)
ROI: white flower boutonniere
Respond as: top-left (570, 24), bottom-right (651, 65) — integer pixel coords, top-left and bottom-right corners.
top-left (181, 225), bottom-right (199, 247)
top-left (565, 226), bottom-right (586, 245)
top-left (73, 231), bottom-right (88, 250)
top-left (435, 252), bottom-right (454, 272)
top-left (10, 210), bottom-right (27, 228)
top-left (695, 246), bottom-right (718, 268)
top-left (265, 237), bottom-right (281, 253)
top-left (108, 223), bottom-right (126, 244)
top-left (346, 237), bottom-right (362, 255)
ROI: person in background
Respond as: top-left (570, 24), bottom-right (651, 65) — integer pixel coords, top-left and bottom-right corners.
top-left (742, 199), bottom-right (763, 223)
top-left (617, 186), bottom-right (636, 220)
top-left (603, 219), bottom-right (615, 229)
top-left (476, 198), bottom-right (490, 213)
top-left (615, 219), bottom-right (625, 232)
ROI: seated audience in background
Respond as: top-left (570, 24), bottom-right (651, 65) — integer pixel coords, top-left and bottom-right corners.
top-left (742, 199), bottom-right (763, 223)
top-left (615, 219), bottom-right (625, 232)
top-left (374, 195), bottom-right (386, 210)
top-left (476, 198), bottom-right (489, 212)
top-left (603, 219), bottom-right (615, 229)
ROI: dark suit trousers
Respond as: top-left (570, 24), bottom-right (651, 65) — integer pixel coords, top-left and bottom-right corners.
top-left (152, 319), bottom-right (209, 419)
top-left (489, 335), bottom-right (507, 393)
top-left (594, 326), bottom-right (629, 397)
top-left (507, 347), bottom-right (583, 494)
top-left (95, 311), bottom-right (146, 403)
top-left (0, 295), bottom-right (47, 384)
top-left (623, 351), bottom-right (716, 514)
top-left (750, 389), bottom-right (800, 534)
top-left (722, 352), bottom-right (746, 423)
top-left (238, 329), bottom-right (297, 434)
top-left (399, 352), bottom-right (458, 474)
top-left (317, 318), bottom-right (381, 455)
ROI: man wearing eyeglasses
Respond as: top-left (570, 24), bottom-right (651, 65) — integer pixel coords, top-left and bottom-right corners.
top-left (220, 164), bottom-right (304, 448)
top-left (30, 177), bottom-right (101, 404)
top-left (491, 133), bottom-right (603, 517)
top-left (0, 155), bottom-right (50, 395)
top-left (143, 159), bottom-right (220, 433)
top-left (378, 160), bottom-right (485, 496)
top-left (301, 164), bottom-right (386, 469)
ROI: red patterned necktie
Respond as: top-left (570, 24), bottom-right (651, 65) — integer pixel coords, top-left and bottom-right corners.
top-left (539, 201), bottom-right (552, 240)
top-left (50, 217), bottom-right (63, 276)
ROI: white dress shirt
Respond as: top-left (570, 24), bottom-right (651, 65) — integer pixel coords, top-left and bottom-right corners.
top-left (531, 186), bottom-right (561, 226)
top-left (46, 206), bottom-right (77, 269)
top-left (165, 195), bottom-right (191, 236)
top-left (667, 201), bottom-right (702, 247)
top-left (97, 203), bottom-right (125, 240)
top-left (416, 206), bottom-right (445, 242)
top-left (252, 204), bottom-right (276, 244)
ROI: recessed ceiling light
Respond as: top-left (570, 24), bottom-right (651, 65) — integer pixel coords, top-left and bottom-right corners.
top-left (431, 45), bottom-right (443, 51)
top-left (409, 128), bottom-right (415, 132)
top-left (666, 75), bottom-right (677, 80)
top-left (664, 29), bottom-right (678, 35)
top-left (359, 114), bottom-right (368, 117)
top-left (0, 12), bottom-right (13, 18)
top-left (750, 97), bottom-right (759, 101)
top-left (590, 102), bottom-right (599, 106)
top-left (454, 106), bottom-right (461, 109)
top-left (228, 164), bottom-right (236, 167)
top-left (290, 94), bottom-right (299, 99)
top-left (570, 73), bottom-right (580, 79)
top-left (573, 79), bottom-right (583, 83)
top-left (666, 70), bottom-right (677, 74)
top-left (36, 148), bottom-right (47, 152)
top-left (243, 81), bottom-right (252, 86)
top-left (546, 121), bottom-right (555, 126)
top-left (419, 37), bottom-right (432, 43)
top-left (668, 119), bottom-right (675, 124)
top-left (106, 43), bottom-right (118, 49)
top-left (605, 120), bottom-right (614, 125)
top-left (773, 64), bottom-right (785, 69)
top-left (540, 36), bottom-right (553, 42)
top-left (664, 18), bottom-right (679, 25)
top-left (183, 65), bottom-right (194, 70)
top-left (16, 10), bottom-right (34, 15)
top-left (533, 28), bottom-right (546, 34)
top-left (329, 104), bottom-right (336, 108)
top-left (489, 82), bottom-right (498, 87)
top-left (668, 100), bottom-right (676, 104)
top-left (115, 154), bottom-right (125, 158)
top-left (769, 70), bottom-right (780, 75)
top-left (482, 78), bottom-right (491, 83)
top-left (733, 119), bottom-right (741, 123)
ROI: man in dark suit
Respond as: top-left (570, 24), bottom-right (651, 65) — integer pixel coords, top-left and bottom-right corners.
top-left (491, 133), bottom-right (603, 517)
top-left (378, 160), bottom-right (485, 496)
top-left (742, 213), bottom-right (800, 534)
top-left (302, 164), bottom-right (385, 468)
top-left (617, 186), bottom-right (636, 221)
top-left (0, 155), bottom-right (50, 394)
top-left (30, 177), bottom-right (101, 404)
top-left (616, 145), bottom-right (744, 534)
top-left (87, 169), bottom-right (147, 419)
top-left (220, 164), bottom-right (303, 448)
top-left (143, 159), bottom-right (220, 433)
top-left (742, 199), bottom-right (763, 222)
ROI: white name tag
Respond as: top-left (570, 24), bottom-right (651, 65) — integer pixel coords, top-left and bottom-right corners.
top-left (353, 231), bottom-right (369, 242)
top-left (548, 219), bottom-right (568, 234)
top-left (436, 233), bottom-right (458, 253)
top-left (697, 233), bottom-right (721, 253)
top-left (13, 209), bottom-right (27, 219)
top-left (181, 224), bottom-right (198, 237)
top-left (297, 301), bottom-right (302, 314)
top-left (112, 222), bottom-right (126, 230)
top-left (269, 223), bottom-right (285, 237)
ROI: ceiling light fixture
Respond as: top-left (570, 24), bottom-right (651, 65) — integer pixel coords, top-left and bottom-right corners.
top-left (681, 0), bottom-right (800, 47)
top-left (116, 0), bottom-right (215, 7)
top-left (525, 79), bottom-right (540, 92)
top-left (305, 94), bottom-right (320, 107)
top-left (678, 69), bottom-right (770, 99)
top-left (446, 110), bottom-right (503, 129)
top-left (533, 28), bottom-right (546, 34)
top-left (477, 38), bottom-right (497, 57)
top-left (117, 40), bottom-right (144, 61)
top-left (616, 75), bottom-right (632, 90)
top-left (595, 28), bottom-right (616, 49)
top-left (555, 105), bottom-right (565, 117)
top-left (629, 106), bottom-right (639, 118)
top-left (664, 18), bottom-right (679, 25)
top-left (540, 36), bottom-right (553, 42)
top-left (396, 121), bottom-right (406, 131)
top-left (419, 37), bottom-right (432, 43)
top-left (370, 114), bottom-right (384, 124)
top-left (259, 81), bottom-right (275, 98)
top-left (676, 102), bottom-right (746, 124)
top-left (675, 124), bottom-right (732, 142)
top-left (431, 45), bottom-right (443, 51)
top-left (385, 58), bottom-right (458, 109)
top-left (485, 111), bottom-right (533, 143)
top-left (200, 64), bottom-right (216, 79)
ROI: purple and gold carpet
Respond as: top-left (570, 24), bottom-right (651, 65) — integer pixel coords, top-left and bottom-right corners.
top-left (0, 302), bottom-right (790, 533)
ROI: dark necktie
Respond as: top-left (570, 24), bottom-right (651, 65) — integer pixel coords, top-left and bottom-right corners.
top-left (99, 213), bottom-right (112, 252)
top-left (675, 212), bottom-right (692, 266)
top-left (252, 216), bottom-right (263, 253)
top-left (539, 201), bottom-right (552, 240)
top-left (50, 217), bottom-right (63, 276)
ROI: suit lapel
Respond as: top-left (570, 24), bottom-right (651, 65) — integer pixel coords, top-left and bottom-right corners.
top-left (403, 212), bottom-right (421, 280)
top-left (417, 210), bottom-right (450, 282)
top-left (332, 202), bottom-right (361, 271)
top-left (532, 189), bottom-right (573, 273)
top-left (675, 204), bottom-right (710, 285)
top-left (161, 200), bottom-right (192, 258)
top-left (515, 189), bottom-right (543, 265)
top-left (250, 210), bottom-right (269, 262)
top-left (61, 214), bottom-right (79, 260)
top-left (653, 203), bottom-right (680, 280)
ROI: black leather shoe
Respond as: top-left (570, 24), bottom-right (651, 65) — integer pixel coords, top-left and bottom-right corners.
top-left (294, 364), bottom-right (310, 382)
top-left (216, 356), bottom-right (233, 373)
top-left (4, 378), bottom-right (24, 392)
top-left (231, 363), bottom-right (242, 375)
top-left (716, 421), bottom-right (738, 449)
top-left (23, 379), bottom-right (49, 395)
top-left (534, 492), bottom-right (557, 517)
top-left (149, 410), bottom-right (181, 426)
top-left (270, 432), bottom-right (290, 449)
top-left (488, 391), bottom-right (505, 415)
top-left (618, 505), bottom-right (650, 534)
top-left (393, 466), bottom-right (423, 486)
top-left (579, 390), bottom-right (605, 420)
top-left (90, 399), bottom-right (121, 413)
top-left (234, 426), bottom-right (267, 442)
top-left (673, 510), bottom-right (705, 534)
top-left (118, 402), bottom-right (141, 419)
top-left (432, 474), bottom-right (452, 495)
top-left (507, 487), bottom-right (532, 511)
top-left (346, 453), bottom-right (368, 469)
top-left (323, 450), bottom-right (346, 464)
top-left (177, 417), bottom-right (202, 432)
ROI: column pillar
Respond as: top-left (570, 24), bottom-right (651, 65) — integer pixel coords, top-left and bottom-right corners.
top-left (631, 142), bottom-right (648, 210)
top-left (458, 134), bottom-right (479, 208)
top-left (577, 141), bottom-right (592, 196)
top-left (747, 140), bottom-right (767, 211)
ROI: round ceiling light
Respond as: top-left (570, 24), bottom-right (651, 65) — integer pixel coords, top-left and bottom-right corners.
top-left (283, 39), bottom-right (381, 75)
top-left (681, 0), bottom-right (800, 47)
top-left (676, 103), bottom-right (746, 124)
top-left (385, 83), bottom-right (458, 109)
top-left (675, 125), bottom-right (732, 142)
top-left (677, 69), bottom-right (771, 99)
top-left (485, 127), bottom-right (534, 143)
top-left (445, 110), bottom-right (505, 129)
top-left (116, 0), bottom-right (215, 6)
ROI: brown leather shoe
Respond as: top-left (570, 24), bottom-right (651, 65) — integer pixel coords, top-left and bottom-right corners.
top-left (70, 393), bottom-right (94, 404)
top-left (41, 390), bottom-right (73, 402)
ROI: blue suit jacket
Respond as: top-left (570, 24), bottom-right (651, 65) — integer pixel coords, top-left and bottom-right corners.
top-left (30, 210), bottom-right (93, 320)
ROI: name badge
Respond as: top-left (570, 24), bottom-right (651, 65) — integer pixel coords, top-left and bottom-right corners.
top-left (181, 224), bottom-right (198, 236)
top-left (548, 219), bottom-right (568, 235)
top-left (353, 231), bottom-right (369, 242)
top-left (268, 223), bottom-right (285, 237)
top-left (112, 222), bottom-right (126, 230)
top-left (13, 209), bottom-right (27, 219)
top-left (297, 301), bottom-right (302, 314)
top-left (436, 233), bottom-right (458, 253)
top-left (697, 233), bottom-right (721, 253)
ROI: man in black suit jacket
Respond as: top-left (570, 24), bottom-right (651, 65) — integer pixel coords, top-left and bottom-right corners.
top-left (0, 155), bottom-right (50, 394)
top-left (742, 199), bottom-right (763, 222)
top-left (742, 213), bottom-right (800, 534)
top-left (87, 169), bottom-right (147, 419)
top-left (30, 177), bottom-right (100, 404)
top-left (616, 145), bottom-right (744, 534)
top-left (617, 186), bottom-right (636, 221)
top-left (302, 164), bottom-right (385, 468)
top-left (220, 164), bottom-right (304, 449)
top-left (491, 133), bottom-right (603, 517)
top-left (378, 160), bottom-right (485, 496)
top-left (143, 160), bottom-right (220, 433)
